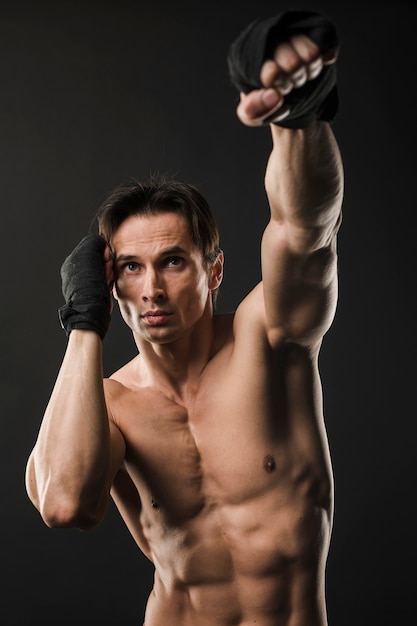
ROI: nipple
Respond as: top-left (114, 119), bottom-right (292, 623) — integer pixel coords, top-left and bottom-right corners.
top-left (263, 455), bottom-right (276, 474)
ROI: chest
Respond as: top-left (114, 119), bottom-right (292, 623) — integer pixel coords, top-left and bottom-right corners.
top-left (114, 363), bottom-right (327, 522)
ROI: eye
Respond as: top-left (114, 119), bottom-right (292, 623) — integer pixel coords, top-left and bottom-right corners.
top-left (165, 256), bottom-right (182, 268)
top-left (124, 261), bottom-right (139, 272)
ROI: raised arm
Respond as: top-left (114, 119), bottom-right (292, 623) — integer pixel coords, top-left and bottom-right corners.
top-left (261, 121), bottom-right (343, 346)
top-left (231, 12), bottom-right (343, 347)
top-left (25, 237), bottom-right (125, 529)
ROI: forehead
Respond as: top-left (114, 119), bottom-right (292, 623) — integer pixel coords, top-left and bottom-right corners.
top-left (112, 211), bottom-right (197, 255)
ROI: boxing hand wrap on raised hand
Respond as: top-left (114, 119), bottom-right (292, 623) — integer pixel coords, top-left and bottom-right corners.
top-left (228, 10), bottom-right (339, 128)
top-left (58, 234), bottom-right (111, 340)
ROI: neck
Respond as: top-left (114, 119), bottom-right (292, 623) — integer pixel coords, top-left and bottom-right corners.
top-left (133, 306), bottom-right (217, 401)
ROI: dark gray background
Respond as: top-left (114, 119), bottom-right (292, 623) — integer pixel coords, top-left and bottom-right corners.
top-left (1, 0), bottom-right (415, 624)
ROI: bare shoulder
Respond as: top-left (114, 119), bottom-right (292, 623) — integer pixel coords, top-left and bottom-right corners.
top-left (103, 356), bottom-right (146, 422)
top-left (232, 282), bottom-right (283, 349)
top-left (210, 306), bottom-right (270, 367)
top-left (212, 311), bottom-right (235, 350)
top-left (107, 354), bottom-right (142, 387)
top-left (104, 353), bottom-right (146, 398)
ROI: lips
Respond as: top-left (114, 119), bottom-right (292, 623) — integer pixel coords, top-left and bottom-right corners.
top-left (143, 310), bottom-right (172, 325)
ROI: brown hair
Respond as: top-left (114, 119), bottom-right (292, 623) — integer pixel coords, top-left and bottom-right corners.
top-left (95, 173), bottom-right (222, 303)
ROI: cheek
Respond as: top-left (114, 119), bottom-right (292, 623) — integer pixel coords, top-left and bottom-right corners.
top-left (180, 275), bottom-right (210, 309)
top-left (113, 274), bottom-right (138, 299)
top-left (115, 294), bottom-right (139, 329)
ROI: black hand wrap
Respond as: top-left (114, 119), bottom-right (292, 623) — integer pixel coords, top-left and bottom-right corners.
top-left (58, 234), bottom-right (111, 340)
top-left (228, 10), bottom-right (340, 128)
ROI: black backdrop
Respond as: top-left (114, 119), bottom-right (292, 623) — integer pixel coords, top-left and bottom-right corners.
top-left (1, 0), bottom-right (415, 624)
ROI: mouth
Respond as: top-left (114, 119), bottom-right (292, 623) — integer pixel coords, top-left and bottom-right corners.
top-left (142, 310), bottom-right (172, 325)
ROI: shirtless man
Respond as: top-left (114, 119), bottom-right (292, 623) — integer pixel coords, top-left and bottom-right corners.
top-left (26, 11), bottom-right (343, 626)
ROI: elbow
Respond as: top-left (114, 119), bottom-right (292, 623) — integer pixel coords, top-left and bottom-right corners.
top-left (26, 455), bottom-right (110, 530)
top-left (39, 493), bottom-right (107, 531)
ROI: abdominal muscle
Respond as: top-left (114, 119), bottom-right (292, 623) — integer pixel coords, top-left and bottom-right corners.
top-left (139, 460), bottom-right (332, 626)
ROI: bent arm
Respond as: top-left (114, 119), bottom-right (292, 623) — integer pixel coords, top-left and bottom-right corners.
top-left (262, 121), bottom-right (343, 345)
top-left (25, 330), bottom-right (125, 529)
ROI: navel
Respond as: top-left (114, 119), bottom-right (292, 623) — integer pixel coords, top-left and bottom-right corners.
top-left (263, 454), bottom-right (276, 474)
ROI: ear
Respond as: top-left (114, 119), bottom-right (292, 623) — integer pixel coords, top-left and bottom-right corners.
top-left (208, 251), bottom-right (224, 290)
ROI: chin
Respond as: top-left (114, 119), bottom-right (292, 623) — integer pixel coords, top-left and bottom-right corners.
top-left (138, 326), bottom-right (181, 345)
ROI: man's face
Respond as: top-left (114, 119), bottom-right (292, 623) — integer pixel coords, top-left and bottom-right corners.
top-left (111, 211), bottom-right (219, 344)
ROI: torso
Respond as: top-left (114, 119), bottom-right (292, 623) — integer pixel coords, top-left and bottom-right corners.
top-left (105, 310), bottom-right (333, 626)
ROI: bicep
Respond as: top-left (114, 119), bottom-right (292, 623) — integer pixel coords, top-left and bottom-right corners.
top-left (110, 466), bottom-right (154, 559)
top-left (104, 378), bottom-right (127, 482)
top-left (109, 420), bottom-right (126, 478)
top-left (261, 218), bottom-right (339, 346)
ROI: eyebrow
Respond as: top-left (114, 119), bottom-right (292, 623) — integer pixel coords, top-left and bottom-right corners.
top-left (115, 246), bottom-right (189, 264)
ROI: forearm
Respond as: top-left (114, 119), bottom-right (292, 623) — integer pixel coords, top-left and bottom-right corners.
top-left (265, 122), bottom-right (343, 251)
top-left (26, 330), bottom-right (112, 529)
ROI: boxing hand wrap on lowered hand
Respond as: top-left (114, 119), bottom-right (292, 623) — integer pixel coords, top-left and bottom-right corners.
top-left (228, 9), bottom-right (339, 128)
top-left (58, 234), bottom-right (111, 340)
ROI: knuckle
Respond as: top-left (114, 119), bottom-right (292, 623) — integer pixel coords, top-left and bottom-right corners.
top-left (274, 42), bottom-right (301, 73)
top-left (260, 59), bottom-right (279, 87)
top-left (290, 34), bottom-right (320, 63)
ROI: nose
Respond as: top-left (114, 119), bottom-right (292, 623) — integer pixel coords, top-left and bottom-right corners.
top-left (141, 268), bottom-right (165, 302)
